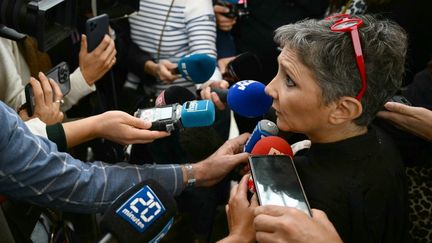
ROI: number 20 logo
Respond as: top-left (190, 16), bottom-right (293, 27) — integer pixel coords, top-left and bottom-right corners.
top-left (130, 191), bottom-right (162, 223)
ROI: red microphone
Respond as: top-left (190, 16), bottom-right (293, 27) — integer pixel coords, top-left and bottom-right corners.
top-left (248, 136), bottom-right (293, 192)
top-left (250, 136), bottom-right (293, 156)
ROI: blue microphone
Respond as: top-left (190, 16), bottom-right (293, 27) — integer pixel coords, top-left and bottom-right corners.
top-left (244, 119), bottom-right (279, 153)
top-left (173, 54), bottom-right (217, 84)
top-left (135, 100), bottom-right (215, 132)
top-left (227, 80), bottom-right (273, 118)
top-left (181, 100), bottom-right (215, 128)
top-left (99, 180), bottom-right (177, 243)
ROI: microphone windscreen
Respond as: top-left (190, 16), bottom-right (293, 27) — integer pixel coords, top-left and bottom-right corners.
top-left (225, 52), bottom-right (263, 82)
top-left (178, 54), bottom-right (216, 84)
top-left (100, 180), bottom-right (177, 243)
top-left (227, 80), bottom-right (273, 118)
top-left (244, 119), bottom-right (279, 153)
top-left (180, 100), bottom-right (215, 128)
top-left (251, 136), bottom-right (293, 156)
top-left (155, 86), bottom-right (196, 107)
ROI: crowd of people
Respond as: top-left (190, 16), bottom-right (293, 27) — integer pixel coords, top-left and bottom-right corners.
top-left (0, 0), bottom-right (430, 242)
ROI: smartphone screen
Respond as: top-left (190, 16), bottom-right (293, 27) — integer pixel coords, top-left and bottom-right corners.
top-left (249, 155), bottom-right (312, 216)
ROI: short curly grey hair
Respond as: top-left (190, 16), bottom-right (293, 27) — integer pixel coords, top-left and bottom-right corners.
top-left (274, 14), bottom-right (407, 126)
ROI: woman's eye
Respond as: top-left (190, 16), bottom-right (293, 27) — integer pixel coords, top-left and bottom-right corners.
top-left (285, 75), bottom-right (296, 87)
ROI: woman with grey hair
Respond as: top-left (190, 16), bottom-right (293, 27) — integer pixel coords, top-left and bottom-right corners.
top-left (221, 15), bottom-right (409, 243)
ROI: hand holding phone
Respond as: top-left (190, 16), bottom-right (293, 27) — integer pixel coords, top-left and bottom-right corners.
top-left (23, 72), bottom-right (64, 124)
top-left (25, 62), bottom-right (70, 116)
top-left (249, 155), bottom-right (312, 216)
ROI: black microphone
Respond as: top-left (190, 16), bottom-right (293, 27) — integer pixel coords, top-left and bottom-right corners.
top-left (223, 52), bottom-right (263, 82)
top-left (155, 85), bottom-right (196, 107)
top-left (99, 180), bottom-right (177, 243)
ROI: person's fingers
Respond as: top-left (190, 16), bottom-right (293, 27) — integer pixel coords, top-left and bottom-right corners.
top-left (80, 34), bottom-right (88, 54)
top-left (225, 204), bottom-right (231, 228)
top-left (237, 174), bottom-right (251, 198)
top-left (253, 214), bottom-right (278, 233)
top-left (29, 77), bottom-right (44, 108)
top-left (128, 115), bottom-right (152, 129)
top-left (254, 205), bottom-right (287, 217)
top-left (383, 102), bottom-right (413, 115)
top-left (128, 130), bottom-right (171, 144)
top-left (101, 39), bottom-right (117, 65)
top-left (211, 91), bottom-right (226, 110)
top-left (38, 72), bottom-right (53, 105)
top-left (255, 232), bottom-right (275, 243)
top-left (311, 209), bottom-right (329, 221)
top-left (48, 78), bottom-right (64, 102)
top-left (214, 5), bottom-right (230, 14)
top-left (229, 182), bottom-right (239, 203)
top-left (93, 35), bottom-right (111, 55)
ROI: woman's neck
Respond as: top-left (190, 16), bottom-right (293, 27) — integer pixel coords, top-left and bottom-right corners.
top-left (308, 123), bottom-right (368, 144)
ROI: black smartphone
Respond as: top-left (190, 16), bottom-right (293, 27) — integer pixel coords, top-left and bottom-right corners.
top-left (85, 14), bottom-right (109, 52)
top-left (25, 62), bottom-right (71, 117)
top-left (249, 155), bottom-right (312, 216)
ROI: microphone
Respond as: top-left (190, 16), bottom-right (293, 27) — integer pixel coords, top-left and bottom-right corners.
top-left (135, 100), bottom-right (216, 132)
top-left (227, 80), bottom-right (273, 118)
top-left (99, 180), bottom-right (177, 243)
top-left (155, 86), bottom-right (196, 107)
top-left (243, 119), bottom-right (279, 153)
top-left (251, 136), bottom-right (293, 156)
top-left (172, 54), bottom-right (217, 84)
top-left (223, 52), bottom-right (263, 82)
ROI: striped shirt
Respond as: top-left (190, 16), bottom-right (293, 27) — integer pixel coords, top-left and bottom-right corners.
top-left (129, 0), bottom-right (218, 94)
top-left (0, 101), bottom-right (183, 213)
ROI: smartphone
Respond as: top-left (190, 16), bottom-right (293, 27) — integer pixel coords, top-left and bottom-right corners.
top-left (249, 155), bottom-right (312, 216)
top-left (25, 62), bottom-right (71, 117)
top-left (85, 14), bottom-right (109, 52)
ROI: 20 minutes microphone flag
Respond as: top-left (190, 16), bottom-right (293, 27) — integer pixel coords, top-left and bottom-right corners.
top-left (99, 180), bottom-right (177, 243)
top-left (227, 80), bottom-right (273, 118)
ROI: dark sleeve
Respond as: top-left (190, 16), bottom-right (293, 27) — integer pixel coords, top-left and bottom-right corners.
top-left (127, 41), bottom-right (156, 83)
top-left (46, 123), bottom-right (67, 152)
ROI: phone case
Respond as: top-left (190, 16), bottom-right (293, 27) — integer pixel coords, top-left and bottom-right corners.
top-left (25, 84), bottom-right (35, 117)
top-left (46, 62), bottom-right (71, 96)
top-left (249, 155), bottom-right (312, 216)
top-left (85, 14), bottom-right (109, 52)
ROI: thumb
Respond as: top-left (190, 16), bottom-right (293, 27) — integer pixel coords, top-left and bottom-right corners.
top-left (80, 34), bottom-right (88, 53)
top-left (250, 194), bottom-right (259, 207)
top-left (130, 116), bottom-right (152, 129)
top-left (384, 102), bottom-right (411, 115)
top-left (219, 80), bottom-right (230, 89)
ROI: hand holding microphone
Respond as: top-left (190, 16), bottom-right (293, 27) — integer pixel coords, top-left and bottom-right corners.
top-left (200, 80), bottom-right (230, 110)
top-left (145, 59), bottom-right (180, 84)
top-left (99, 180), bottom-right (177, 243)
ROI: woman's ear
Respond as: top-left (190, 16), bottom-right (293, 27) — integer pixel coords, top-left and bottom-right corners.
top-left (328, 97), bottom-right (363, 125)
